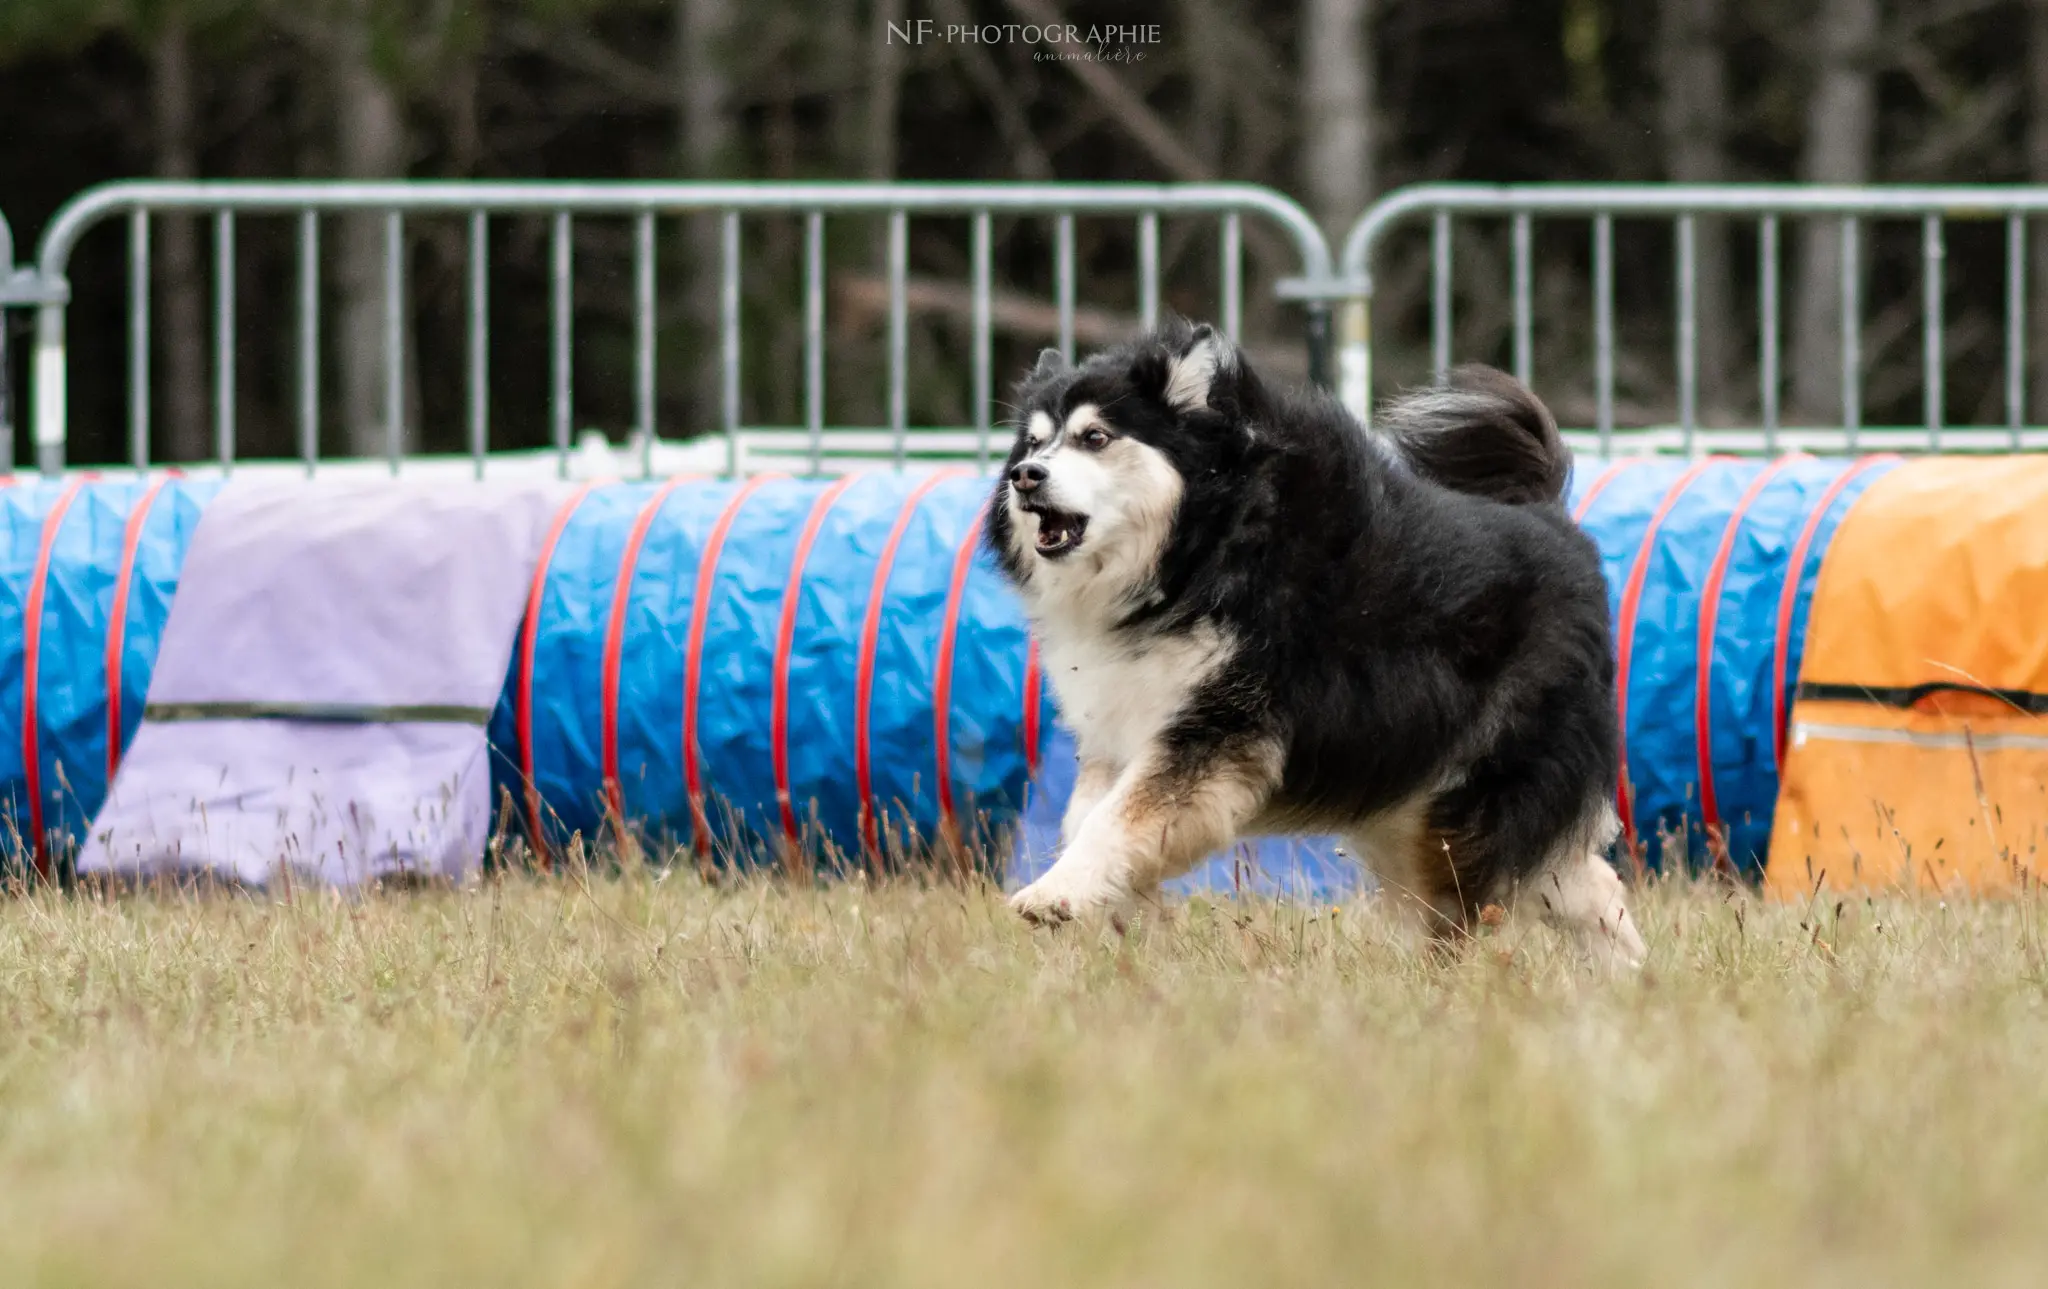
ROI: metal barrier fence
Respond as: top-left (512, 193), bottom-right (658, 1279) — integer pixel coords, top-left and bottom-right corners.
top-left (7, 181), bottom-right (1335, 478)
top-left (17, 180), bottom-right (2048, 473)
top-left (1335, 183), bottom-right (2048, 455)
top-left (0, 209), bottom-right (10, 463)
top-left (0, 209), bottom-right (70, 472)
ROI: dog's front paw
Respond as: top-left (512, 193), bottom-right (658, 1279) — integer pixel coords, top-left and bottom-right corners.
top-left (1009, 866), bottom-right (1128, 929)
top-left (1008, 883), bottom-right (1078, 927)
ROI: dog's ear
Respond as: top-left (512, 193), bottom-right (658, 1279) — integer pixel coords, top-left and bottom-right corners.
top-left (1163, 324), bottom-right (1234, 413)
top-left (1028, 347), bottom-right (1067, 382)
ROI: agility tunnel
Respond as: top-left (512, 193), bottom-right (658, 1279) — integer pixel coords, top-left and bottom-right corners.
top-left (1767, 457), bottom-right (2048, 896)
top-left (0, 454), bottom-right (1945, 888)
top-left (0, 473), bottom-right (1044, 876)
top-left (490, 471), bottom-right (1038, 864)
top-left (1565, 454), bottom-right (1901, 876)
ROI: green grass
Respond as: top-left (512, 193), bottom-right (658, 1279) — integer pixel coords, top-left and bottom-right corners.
top-left (4, 870), bottom-right (2048, 1287)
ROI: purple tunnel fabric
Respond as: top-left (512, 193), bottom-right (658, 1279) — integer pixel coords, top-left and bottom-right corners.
top-left (77, 479), bottom-right (566, 887)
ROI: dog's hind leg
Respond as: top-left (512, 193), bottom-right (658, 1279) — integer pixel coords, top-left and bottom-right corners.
top-left (1518, 805), bottom-right (1646, 970)
top-left (1344, 794), bottom-right (1471, 950)
top-left (1010, 738), bottom-right (1281, 926)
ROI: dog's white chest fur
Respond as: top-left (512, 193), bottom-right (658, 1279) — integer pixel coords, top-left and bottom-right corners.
top-left (1036, 620), bottom-right (1233, 768)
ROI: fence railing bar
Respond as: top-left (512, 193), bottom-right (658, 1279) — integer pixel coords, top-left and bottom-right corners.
top-left (1221, 211), bottom-right (1242, 341)
top-left (299, 211), bottom-right (319, 476)
top-left (1759, 215), bottom-right (1778, 452)
top-left (215, 210), bottom-right (235, 473)
top-left (32, 306), bottom-right (59, 478)
top-left (2009, 212), bottom-right (2026, 448)
top-left (551, 211), bottom-right (572, 480)
top-left (1511, 211), bottom-right (1532, 385)
top-left (1, 288), bottom-right (11, 473)
top-left (28, 180), bottom-right (1337, 472)
top-left (467, 212), bottom-right (487, 481)
top-left (1339, 182), bottom-right (2048, 279)
top-left (1337, 182), bottom-right (2048, 453)
top-left (1594, 213), bottom-right (1614, 455)
top-left (1923, 213), bottom-right (1944, 451)
top-left (805, 211), bottom-right (826, 477)
top-left (972, 210), bottom-right (992, 471)
top-left (385, 211), bottom-right (405, 475)
top-left (1430, 209), bottom-right (1451, 380)
top-left (1055, 212), bottom-right (1076, 362)
top-left (888, 209), bottom-right (908, 473)
top-left (634, 210), bottom-right (656, 480)
top-left (1559, 424), bottom-right (2048, 454)
top-left (720, 210), bottom-right (740, 478)
top-left (1841, 215), bottom-right (1861, 449)
top-left (0, 205), bottom-right (11, 471)
top-left (36, 182), bottom-right (1333, 270)
top-left (1676, 214), bottom-right (1697, 454)
top-left (1138, 211), bottom-right (1160, 329)
top-left (128, 210), bottom-right (149, 471)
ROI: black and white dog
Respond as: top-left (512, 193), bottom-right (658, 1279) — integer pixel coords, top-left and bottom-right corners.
top-left (987, 319), bottom-right (1645, 968)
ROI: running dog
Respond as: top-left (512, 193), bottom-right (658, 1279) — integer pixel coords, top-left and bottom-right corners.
top-left (986, 319), bottom-right (1645, 968)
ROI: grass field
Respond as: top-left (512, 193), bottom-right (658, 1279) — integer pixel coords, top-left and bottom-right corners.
top-left (4, 868), bottom-right (2048, 1287)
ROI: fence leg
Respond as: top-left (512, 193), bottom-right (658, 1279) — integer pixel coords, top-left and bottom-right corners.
top-left (33, 303), bottom-right (64, 477)
top-left (1338, 295), bottom-right (1371, 427)
top-left (1304, 301), bottom-right (1333, 394)
top-left (0, 306), bottom-right (11, 474)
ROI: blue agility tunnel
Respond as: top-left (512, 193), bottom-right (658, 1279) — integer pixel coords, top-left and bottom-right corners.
top-left (1566, 454), bottom-right (1899, 875)
top-left (0, 478), bottom-right (220, 861)
top-left (492, 471), bottom-right (1041, 864)
top-left (0, 461), bottom-right (1896, 883)
top-left (0, 473), bottom-right (1046, 871)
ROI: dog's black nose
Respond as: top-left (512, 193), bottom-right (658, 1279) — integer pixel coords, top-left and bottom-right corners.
top-left (1009, 461), bottom-right (1048, 492)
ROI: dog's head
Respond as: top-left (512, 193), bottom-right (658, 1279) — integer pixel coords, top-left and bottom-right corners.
top-left (989, 319), bottom-right (1258, 612)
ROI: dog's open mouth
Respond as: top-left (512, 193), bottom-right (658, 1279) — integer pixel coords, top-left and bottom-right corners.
top-left (1025, 505), bottom-right (1088, 559)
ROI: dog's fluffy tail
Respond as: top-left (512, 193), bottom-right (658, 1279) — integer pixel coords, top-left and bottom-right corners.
top-left (1375, 365), bottom-right (1570, 506)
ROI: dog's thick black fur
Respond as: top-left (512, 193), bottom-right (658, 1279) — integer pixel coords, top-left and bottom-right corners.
top-left (988, 320), bottom-right (1620, 926)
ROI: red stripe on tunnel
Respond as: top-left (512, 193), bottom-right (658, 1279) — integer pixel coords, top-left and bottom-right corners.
top-left (517, 482), bottom-right (599, 870)
top-left (1613, 457), bottom-right (1731, 848)
top-left (770, 475), bottom-right (864, 848)
top-left (933, 503), bottom-right (990, 841)
top-left (1022, 639), bottom-right (1043, 778)
top-left (105, 475), bottom-right (177, 783)
top-left (1694, 455), bottom-right (1808, 847)
top-left (1571, 459), bottom-right (1642, 524)
top-left (855, 469), bottom-right (972, 864)
top-left (24, 477), bottom-right (91, 880)
top-left (1770, 455), bottom-right (1901, 773)
top-left (682, 474), bottom-right (789, 861)
top-left (600, 474), bottom-right (707, 829)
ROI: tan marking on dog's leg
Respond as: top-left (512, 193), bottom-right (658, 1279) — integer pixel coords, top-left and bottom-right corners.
top-left (1061, 757), bottom-right (1119, 846)
top-left (1345, 794), bottom-right (1468, 950)
top-left (1010, 742), bottom-right (1280, 926)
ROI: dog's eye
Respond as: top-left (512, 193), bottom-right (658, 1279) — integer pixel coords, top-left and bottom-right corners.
top-left (1079, 427), bottom-right (1112, 450)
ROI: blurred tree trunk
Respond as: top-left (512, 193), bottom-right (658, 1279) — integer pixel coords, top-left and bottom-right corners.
top-left (1658, 0), bottom-right (1734, 420)
top-left (676, 0), bottom-right (732, 433)
top-left (333, 0), bottom-right (410, 457)
top-left (1301, 0), bottom-right (1374, 238)
top-left (867, 0), bottom-right (905, 183)
top-left (867, 0), bottom-right (906, 298)
top-left (1790, 0), bottom-right (1878, 425)
top-left (150, 11), bottom-right (207, 463)
top-left (856, 0), bottom-right (906, 422)
top-left (2029, 0), bottom-right (2048, 422)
